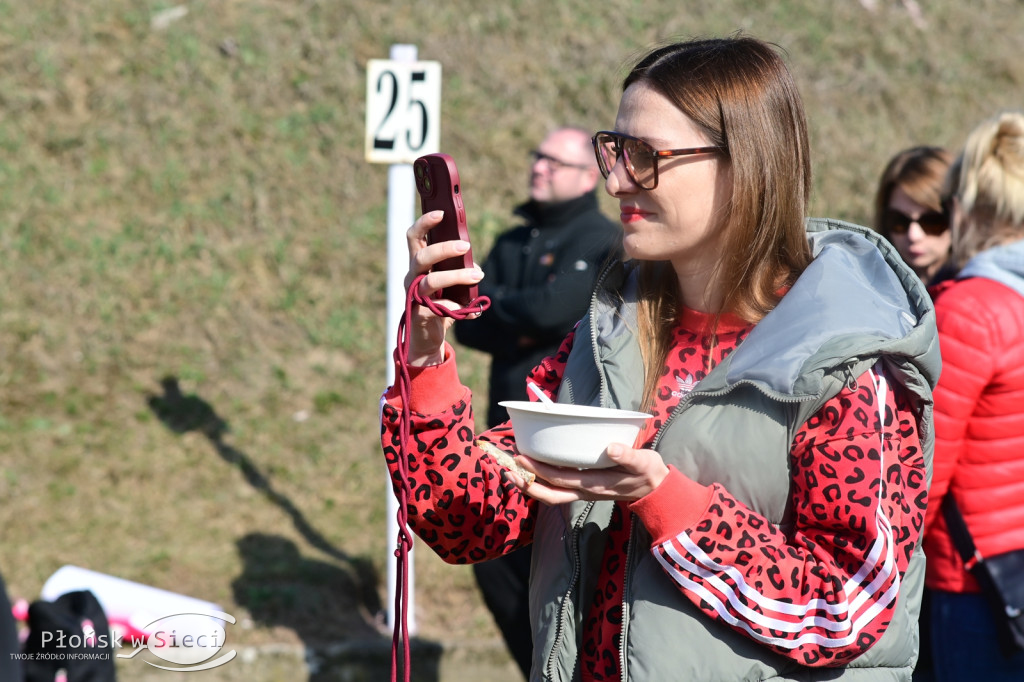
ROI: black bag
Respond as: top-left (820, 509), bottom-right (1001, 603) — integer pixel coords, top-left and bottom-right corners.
top-left (942, 495), bottom-right (1024, 657)
top-left (22, 590), bottom-right (117, 682)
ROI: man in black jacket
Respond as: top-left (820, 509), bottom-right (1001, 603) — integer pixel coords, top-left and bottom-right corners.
top-left (454, 126), bottom-right (620, 678)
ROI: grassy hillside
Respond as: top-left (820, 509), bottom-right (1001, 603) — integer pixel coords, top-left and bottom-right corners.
top-left (1, 0), bottom-right (1022, 677)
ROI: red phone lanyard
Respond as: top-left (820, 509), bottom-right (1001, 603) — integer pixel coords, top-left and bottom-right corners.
top-left (391, 274), bottom-right (489, 682)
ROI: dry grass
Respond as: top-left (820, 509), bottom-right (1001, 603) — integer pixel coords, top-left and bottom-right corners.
top-left (1, 0), bottom-right (1022, 678)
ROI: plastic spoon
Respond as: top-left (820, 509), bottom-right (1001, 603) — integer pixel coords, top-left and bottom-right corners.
top-left (527, 380), bottom-right (554, 406)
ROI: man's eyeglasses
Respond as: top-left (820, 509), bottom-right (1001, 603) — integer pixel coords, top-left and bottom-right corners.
top-left (529, 150), bottom-right (591, 171)
top-left (882, 208), bottom-right (949, 236)
top-left (591, 131), bottom-right (724, 190)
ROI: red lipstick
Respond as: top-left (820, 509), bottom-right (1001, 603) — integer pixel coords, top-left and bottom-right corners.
top-left (620, 206), bottom-right (649, 224)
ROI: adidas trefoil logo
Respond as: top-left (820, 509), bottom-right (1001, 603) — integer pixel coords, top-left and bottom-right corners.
top-left (672, 372), bottom-right (697, 398)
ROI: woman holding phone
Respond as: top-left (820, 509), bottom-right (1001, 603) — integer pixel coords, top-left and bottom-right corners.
top-left (381, 35), bottom-right (939, 680)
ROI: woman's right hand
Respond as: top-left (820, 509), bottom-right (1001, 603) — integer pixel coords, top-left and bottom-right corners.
top-left (403, 210), bottom-right (484, 366)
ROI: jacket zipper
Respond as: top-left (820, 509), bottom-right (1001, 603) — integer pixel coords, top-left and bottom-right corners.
top-left (588, 264), bottom-right (615, 408)
top-left (544, 266), bottom-right (609, 680)
top-left (619, 513), bottom-right (637, 681)
top-left (652, 377), bottom-right (812, 450)
top-left (547, 501), bottom-right (596, 681)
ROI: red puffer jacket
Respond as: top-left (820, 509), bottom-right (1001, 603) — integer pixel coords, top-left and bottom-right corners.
top-left (924, 276), bottom-right (1024, 592)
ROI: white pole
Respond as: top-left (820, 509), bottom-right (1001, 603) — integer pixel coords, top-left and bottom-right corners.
top-left (385, 42), bottom-right (418, 636)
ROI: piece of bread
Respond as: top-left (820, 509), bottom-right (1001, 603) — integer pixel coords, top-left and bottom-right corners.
top-left (475, 439), bottom-right (536, 486)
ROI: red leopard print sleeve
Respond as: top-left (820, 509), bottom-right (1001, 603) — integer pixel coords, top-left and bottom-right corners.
top-left (378, 337), bottom-right (578, 562)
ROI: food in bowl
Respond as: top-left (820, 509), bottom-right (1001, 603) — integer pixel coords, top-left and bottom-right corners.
top-left (499, 400), bottom-right (652, 469)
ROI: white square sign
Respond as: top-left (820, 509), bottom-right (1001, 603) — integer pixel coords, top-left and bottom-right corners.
top-left (365, 59), bottom-right (442, 164)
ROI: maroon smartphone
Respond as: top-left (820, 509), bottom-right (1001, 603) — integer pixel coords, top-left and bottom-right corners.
top-left (413, 153), bottom-right (477, 307)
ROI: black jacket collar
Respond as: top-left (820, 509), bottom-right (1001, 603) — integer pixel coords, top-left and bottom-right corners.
top-left (513, 191), bottom-right (600, 229)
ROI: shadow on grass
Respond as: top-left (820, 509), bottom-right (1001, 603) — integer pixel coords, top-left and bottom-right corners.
top-left (232, 533), bottom-right (442, 681)
top-left (146, 377), bottom-right (442, 680)
top-left (145, 376), bottom-right (375, 582)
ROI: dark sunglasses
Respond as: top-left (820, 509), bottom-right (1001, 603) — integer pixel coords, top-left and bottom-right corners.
top-left (592, 131), bottom-right (724, 190)
top-left (882, 208), bottom-right (949, 236)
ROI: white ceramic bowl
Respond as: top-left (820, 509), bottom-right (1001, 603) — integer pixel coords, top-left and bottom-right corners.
top-left (499, 400), bottom-right (652, 469)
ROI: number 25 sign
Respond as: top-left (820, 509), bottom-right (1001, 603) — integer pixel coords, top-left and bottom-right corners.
top-left (365, 59), bottom-right (441, 164)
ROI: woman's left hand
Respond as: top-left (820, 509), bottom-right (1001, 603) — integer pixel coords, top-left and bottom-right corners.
top-left (509, 443), bottom-right (670, 505)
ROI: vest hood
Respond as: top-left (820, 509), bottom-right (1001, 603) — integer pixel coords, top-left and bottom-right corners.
top-left (727, 219), bottom-right (941, 398)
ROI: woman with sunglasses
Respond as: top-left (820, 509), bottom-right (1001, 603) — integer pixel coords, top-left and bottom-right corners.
top-left (874, 146), bottom-right (956, 286)
top-left (381, 35), bottom-right (939, 681)
top-left (917, 111), bottom-right (1024, 682)
top-left (873, 149), bottom-right (954, 681)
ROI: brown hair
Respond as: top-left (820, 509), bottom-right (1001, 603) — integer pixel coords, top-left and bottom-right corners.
top-left (873, 146), bottom-right (953, 241)
top-left (949, 111), bottom-right (1024, 268)
top-left (621, 36), bottom-right (813, 409)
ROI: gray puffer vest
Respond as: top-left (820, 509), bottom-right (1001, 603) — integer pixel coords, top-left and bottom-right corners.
top-left (528, 220), bottom-right (941, 681)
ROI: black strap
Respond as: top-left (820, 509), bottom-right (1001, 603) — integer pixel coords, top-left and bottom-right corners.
top-left (941, 494), bottom-right (983, 567)
top-left (940, 492), bottom-right (1024, 658)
